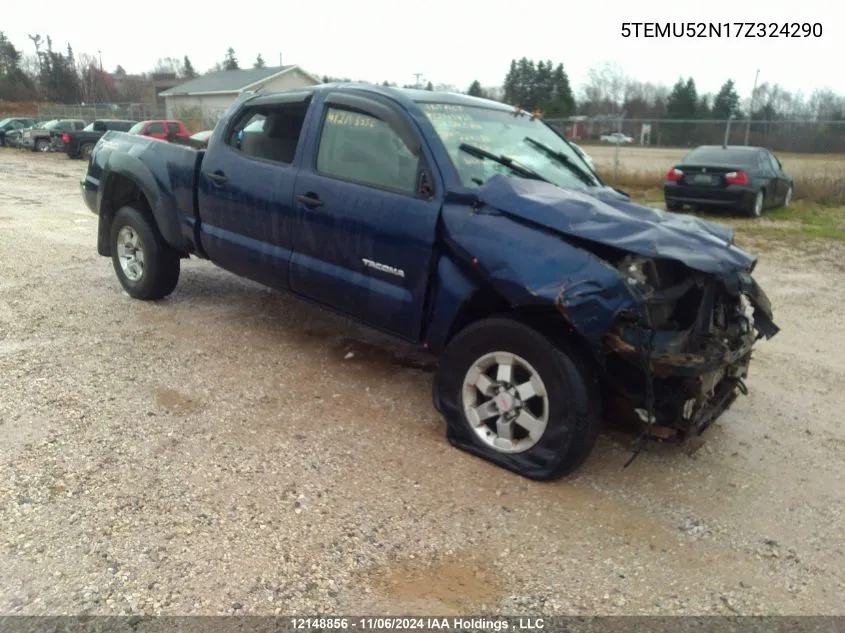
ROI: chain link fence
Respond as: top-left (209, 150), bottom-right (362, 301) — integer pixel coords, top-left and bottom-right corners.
top-left (546, 117), bottom-right (845, 204)
top-left (170, 106), bottom-right (230, 133)
top-left (34, 102), bottom-right (165, 123)
top-left (546, 117), bottom-right (845, 155)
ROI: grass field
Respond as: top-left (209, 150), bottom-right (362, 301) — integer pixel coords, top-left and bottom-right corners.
top-left (579, 145), bottom-right (845, 243)
top-left (584, 144), bottom-right (845, 206)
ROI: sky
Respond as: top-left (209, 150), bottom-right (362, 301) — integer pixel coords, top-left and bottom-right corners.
top-left (4, 0), bottom-right (838, 100)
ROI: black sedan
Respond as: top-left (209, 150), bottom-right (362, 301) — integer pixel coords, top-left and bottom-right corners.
top-left (663, 145), bottom-right (793, 217)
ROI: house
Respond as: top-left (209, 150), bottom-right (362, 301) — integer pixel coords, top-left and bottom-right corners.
top-left (151, 72), bottom-right (181, 113)
top-left (160, 65), bottom-right (321, 127)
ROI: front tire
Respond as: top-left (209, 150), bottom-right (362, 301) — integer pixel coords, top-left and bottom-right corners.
top-left (110, 205), bottom-right (180, 300)
top-left (782, 185), bottom-right (792, 208)
top-left (434, 317), bottom-right (601, 480)
top-left (666, 200), bottom-right (682, 212)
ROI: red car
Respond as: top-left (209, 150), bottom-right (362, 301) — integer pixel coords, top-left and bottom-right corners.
top-left (127, 120), bottom-right (191, 142)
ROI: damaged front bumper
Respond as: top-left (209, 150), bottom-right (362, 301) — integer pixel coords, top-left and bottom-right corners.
top-left (559, 256), bottom-right (779, 443)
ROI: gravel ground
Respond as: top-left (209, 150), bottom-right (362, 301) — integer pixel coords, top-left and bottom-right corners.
top-left (1, 149), bottom-right (844, 616)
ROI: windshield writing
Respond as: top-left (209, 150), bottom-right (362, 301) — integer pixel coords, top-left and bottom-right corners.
top-left (420, 103), bottom-right (596, 189)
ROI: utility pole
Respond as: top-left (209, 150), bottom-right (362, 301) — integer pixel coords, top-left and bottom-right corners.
top-left (744, 69), bottom-right (759, 146)
top-left (98, 49), bottom-right (102, 71)
top-left (413, 73), bottom-right (423, 89)
top-left (724, 113), bottom-right (735, 147)
top-left (614, 110), bottom-right (626, 184)
top-left (279, 53), bottom-right (282, 67)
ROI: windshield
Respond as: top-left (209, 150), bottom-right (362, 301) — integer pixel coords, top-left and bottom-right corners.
top-left (127, 122), bottom-right (145, 135)
top-left (41, 120), bottom-right (59, 130)
top-left (0, 118), bottom-right (10, 127)
top-left (83, 123), bottom-right (95, 131)
top-left (419, 102), bottom-right (599, 190)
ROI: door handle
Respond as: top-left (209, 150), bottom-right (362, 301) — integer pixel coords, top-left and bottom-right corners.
top-left (206, 171), bottom-right (228, 184)
top-left (296, 193), bottom-right (324, 209)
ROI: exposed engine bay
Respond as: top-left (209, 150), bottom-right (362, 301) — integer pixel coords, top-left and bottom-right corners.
top-left (564, 253), bottom-right (776, 457)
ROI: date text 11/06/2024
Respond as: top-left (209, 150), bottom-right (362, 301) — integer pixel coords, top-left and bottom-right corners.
top-left (290, 618), bottom-right (545, 631)
top-left (621, 22), bottom-right (822, 38)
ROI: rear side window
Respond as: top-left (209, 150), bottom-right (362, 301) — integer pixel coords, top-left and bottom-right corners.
top-left (226, 102), bottom-right (308, 165)
top-left (766, 152), bottom-right (781, 172)
top-left (316, 106), bottom-right (418, 194)
top-left (147, 122), bottom-right (165, 134)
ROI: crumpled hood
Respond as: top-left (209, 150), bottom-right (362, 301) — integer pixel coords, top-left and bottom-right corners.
top-left (474, 175), bottom-right (757, 276)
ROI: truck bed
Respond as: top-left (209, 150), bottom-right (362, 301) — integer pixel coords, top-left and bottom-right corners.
top-left (83, 131), bottom-right (205, 255)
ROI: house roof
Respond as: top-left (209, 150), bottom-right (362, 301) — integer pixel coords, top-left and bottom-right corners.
top-left (160, 65), bottom-right (319, 97)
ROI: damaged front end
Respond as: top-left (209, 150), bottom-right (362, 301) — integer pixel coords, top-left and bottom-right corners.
top-left (558, 254), bottom-right (779, 451)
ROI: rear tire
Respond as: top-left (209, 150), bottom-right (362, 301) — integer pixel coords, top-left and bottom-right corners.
top-left (80, 142), bottom-right (95, 159)
top-left (434, 317), bottom-right (601, 480)
top-left (110, 205), bottom-right (180, 300)
top-left (666, 200), bottom-right (682, 212)
top-left (34, 138), bottom-right (49, 152)
top-left (746, 190), bottom-right (764, 217)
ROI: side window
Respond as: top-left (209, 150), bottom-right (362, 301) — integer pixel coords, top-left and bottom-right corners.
top-left (226, 103), bottom-right (307, 165)
top-left (766, 152), bottom-right (781, 172)
top-left (147, 122), bottom-right (165, 134)
top-left (316, 106), bottom-right (418, 194)
top-left (756, 153), bottom-right (771, 173)
top-left (75, 121), bottom-right (85, 130)
top-left (166, 122), bottom-right (180, 134)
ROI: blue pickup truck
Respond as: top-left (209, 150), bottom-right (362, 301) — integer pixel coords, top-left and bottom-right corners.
top-left (81, 84), bottom-right (779, 480)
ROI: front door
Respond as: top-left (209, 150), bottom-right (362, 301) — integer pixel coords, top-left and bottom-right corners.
top-left (289, 93), bottom-right (440, 341)
top-left (144, 121), bottom-right (169, 140)
top-left (765, 151), bottom-right (788, 203)
top-left (197, 94), bottom-right (313, 289)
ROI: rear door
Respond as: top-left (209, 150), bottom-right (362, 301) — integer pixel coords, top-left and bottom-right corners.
top-left (196, 91), bottom-right (314, 289)
top-left (166, 121), bottom-right (188, 139)
top-left (289, 91), bottom-right (441, 341)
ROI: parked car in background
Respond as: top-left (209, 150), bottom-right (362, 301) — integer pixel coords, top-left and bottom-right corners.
top-left (22, 119), bottom-right (86, 152)
top-left (57, 119), bottom-right (137, 159)
top-left (568, 141), bottom-right (595, 172)
top-left (600, 132), bottom-right (633, 144)
top-left (127, 120), bottom-right (191, 142)
top-left (0, 117), bottom-right (38, 147)
top-left (663, 145), bottom-right (793, 217)
top-left (4, 122), bottom-right (39, 148)
top-left (80, 85), bottom-right (779, 480)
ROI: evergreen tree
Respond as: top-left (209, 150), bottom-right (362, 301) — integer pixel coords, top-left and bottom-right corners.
top-left (182, 56), bottom-right (196, 78)
top-left (425, 81), bottom-right (433, 91)
top-left (467, 80), bottom-right (485, 97)
top-left (254, 53), bottom-right (265, 69)
top-left (223, 48), bottom-right (239, 71)
top-left (712, 79), bottom-right (741, 119)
